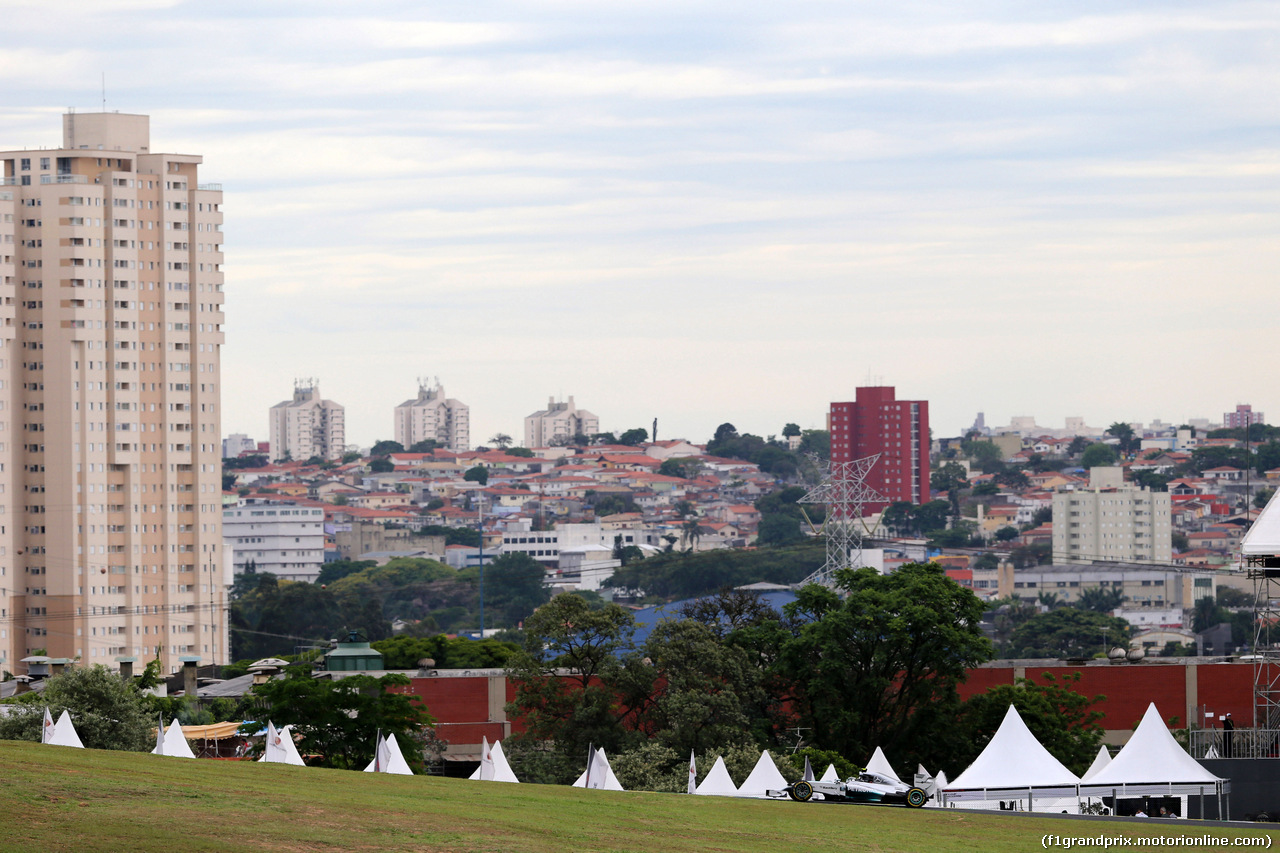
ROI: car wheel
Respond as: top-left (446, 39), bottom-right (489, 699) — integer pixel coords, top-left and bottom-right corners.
top-left (790, 781), bottom-right (814, 802)
top-left (906, 787), bottom-right (927, 808)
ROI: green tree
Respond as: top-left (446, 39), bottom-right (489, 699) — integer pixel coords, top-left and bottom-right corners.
top-left (505, 446), bottom-right (535, 458)
top-left (1105, 422), bottom-right (1139, 456)
top-left (1008, 608), bottom-right (1131, 659)
top-left (797, 430), bottom-right (830, 460)
top-left (246, 669), bottom-right (432, 770)
top-left (370, 439), bottom-right (404, 456)
top-left (372, 634), bottom-right (519, 669)
top-left (1068, 436), bottom-right (1091, 456)
top-left (505, 594), bottom-right (639, 781)
top-left (994, 525), bottom-right (1019, 542)
top-left (368, 457), bottom-right (394, 473)
top-left (964, 440), bottom-right (1006, 473)
top-left (617, 428), bottom-right (648, 446)
top-left (0, 664), bottom-right (154, 751)
top-left (463, 465), bottom-right (489, 486)
top-left (460, 553), bottom-right (550, 628)
top-left (931, 462), bottom-right (970, 496)
top-left (488, 433), bottom-right (513, 449)
top-left (953, 672), bottom-right (1105, 777)
top-left (782, 423), bottom-right (801, 438)
top-left (315, 559), bottom-right (377, 587)
top-left (775, 563), bottom-right (993, 771)
top-left (407, 439), bottom-right (440, 454)
top-left (659, 458), bottom-right (701, 479)
top-left (1081, 443), bottom-right (1118, 468)
top-left (1074, 587), bottom-right (1127, 613)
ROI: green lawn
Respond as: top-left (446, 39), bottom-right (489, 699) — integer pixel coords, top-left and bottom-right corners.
top-left (1, 741), bottom-right (1275, 853)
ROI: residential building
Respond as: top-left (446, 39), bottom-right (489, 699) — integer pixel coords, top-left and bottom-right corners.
top-left (223, 500), bottom-right (325, 581)
top-left (393, 379), bottom-right (469, 452)
top-left (828, 386), bottom-right (929, 512)
top-left (269, 381), bottom-right (344, 462)
top-left (1223, 404), bottom-right (1264, 430)
top-left (0, 112), bottom-right (227, 671)
top-left (1011, 563), bottom-right (1212, 612)
top-left (1052, 468), bottom-right (1173, 564)
top-left (524, 396), bottom-right (599, 448)
top-left (222, 433), bottom-right (257, 458)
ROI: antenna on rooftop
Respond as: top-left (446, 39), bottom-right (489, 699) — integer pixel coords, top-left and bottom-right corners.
top-left (101, 73), bottom-right (106, 112)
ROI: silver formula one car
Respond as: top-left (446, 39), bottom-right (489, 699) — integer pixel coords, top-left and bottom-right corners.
top-left (767, 771), bottom-right (930, 808)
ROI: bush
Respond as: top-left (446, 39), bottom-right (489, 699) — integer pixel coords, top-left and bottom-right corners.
top-left (0, 665), bottom-right (154, 751)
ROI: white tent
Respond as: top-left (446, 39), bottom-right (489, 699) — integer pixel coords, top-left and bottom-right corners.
top-left (258, 722), bottom-right (306, 767)
top-left (820, 764), bottom-right (839, 783)
top-left (929, 771), bottom-right (949, 806)
top-left (736, 750), bottom-right (788, 799)
top-left (152, 719), bottom-right (196, 759)
top-left (1242, 488), bottom-right (1280, 556)
top-left (694, 755), bottom-right (738, 796)
top-left (468, 737), bottom-right (519, 783)
top-left (1080, 745), bottom-right (1112, 782)
top-left (572, 748), bottom-right (624, 790)
top-left (687, 751), bottom-right (697, 794)
top-left (1084, 703), bottom-right (1221, 790)
top-left (363, 733), bottom-right (414, 775)
top-left (802, 757), bottom-right (815, 782)
top-left (1080, 703), bottom-right (1227, 817)
top-left (865, 746), bottom-right (901, 783)
top-left (943, 705), bottom-right (1079, 810)
top-left (43, 709), bottom-right (84, 749)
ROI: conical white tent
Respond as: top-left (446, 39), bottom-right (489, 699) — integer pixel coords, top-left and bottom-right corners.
top-left (947, 705), bottom-right (1080, 791)
top-left (928, 771), bottom-right (949, 806)
top-left (820, 764), bottom-right (839, 782)
top-left (468, 736), bottom-right (492, 780)
top-left (1085, 703), bottom-right (1220, 788)
top-left (572, 748), bottom-right (624, 790)
top-left (694, 755), bottom-right (739, 797)
top-left (737, 750), bottom-right (788, 799)
top-left (259, 722), bottom-right (306, 767)
top-left (1080, 745), bottom-right (1111, 782)
top-left (152, 719), bottom-right (196, 759)
top-left (802, 757), bottom-right (815, 782)
top-left (363, 733), bottom-right (414, 775)
top-left (865, 746), bottom-right (901, 783)
top-left (46, 706), bottom-right (84, 747)
top-left (468, 738), bottom-right (519, 782)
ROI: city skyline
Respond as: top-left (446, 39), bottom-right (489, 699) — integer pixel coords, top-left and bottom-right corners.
top-left (3, 2), bottom-right (1277, 449)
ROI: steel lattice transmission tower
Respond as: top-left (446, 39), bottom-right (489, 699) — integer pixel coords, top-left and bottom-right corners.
top-left (799, 454), bottom-right (886, 586)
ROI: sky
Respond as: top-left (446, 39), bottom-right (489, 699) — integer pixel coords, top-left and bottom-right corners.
top-left (4, 1), bottom-right (1278, 448)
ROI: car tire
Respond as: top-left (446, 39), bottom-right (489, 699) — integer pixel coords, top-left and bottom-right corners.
top-left (790, 781), bottom-right (814, 802)
top-left (906, 787), bottom-right (927, 808)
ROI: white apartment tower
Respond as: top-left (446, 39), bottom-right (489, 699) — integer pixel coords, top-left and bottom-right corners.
top-left (524, 396), bottom-right (600, 448)
top-left (1052, 468), bottom-right (1172, 565)
top-left (269, 382), bottom-right (345, 462)
top-left (393, 379), bottom-right (469, 452)
top-left (0, 112), bottom-right (227, 672)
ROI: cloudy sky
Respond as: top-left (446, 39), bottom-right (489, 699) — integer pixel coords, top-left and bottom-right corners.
top-left (5, 1), bottom-right (1278, 447)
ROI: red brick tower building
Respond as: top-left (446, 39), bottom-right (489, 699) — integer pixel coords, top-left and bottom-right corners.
top-left (828, 386), bottom-right (930, 513)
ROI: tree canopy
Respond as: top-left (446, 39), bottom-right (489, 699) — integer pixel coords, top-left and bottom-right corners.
top-left (0, 664), bottom-right (155, 751)
top-left (776, 563), bottom-right (993, 771)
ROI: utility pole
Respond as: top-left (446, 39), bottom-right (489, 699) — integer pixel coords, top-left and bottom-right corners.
top-left (477, 493), bottom-right (485, 638)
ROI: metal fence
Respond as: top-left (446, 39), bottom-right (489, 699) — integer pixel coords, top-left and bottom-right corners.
top-left (1188, 727), bottom-right (1280, 760)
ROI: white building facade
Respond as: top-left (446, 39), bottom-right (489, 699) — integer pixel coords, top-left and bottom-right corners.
top-left (393, 380), bottom-right (469, 451)
top-left (1052, 469), bottom-right (1172, 565)
top-left (223, 500), bottom-right (326, 581)
top-left (269, 382), bottom-right (345, 461)
top-left (524, 396), bottom-right (599, 448)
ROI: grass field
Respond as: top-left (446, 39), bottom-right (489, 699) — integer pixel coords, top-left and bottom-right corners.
top-left (2, 741), bottom-right (1276, 853)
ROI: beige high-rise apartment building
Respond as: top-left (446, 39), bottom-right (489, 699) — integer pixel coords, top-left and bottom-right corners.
top-left (393, 379), bottom-right (469, 452)
top-left (269, 381), bottom-right (345, 461)
top-left (0, 112), bottom-right (227, 673)
top-left (1052, 467), bottom-right (1172, 565)
top-left (524, 395), bottom-right (599, 448)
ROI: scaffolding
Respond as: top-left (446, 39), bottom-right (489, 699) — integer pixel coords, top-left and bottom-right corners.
top-left (799, 454), bottom-right (886, 586)
top-left (1245, 554), bottom-right (1280, 730)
